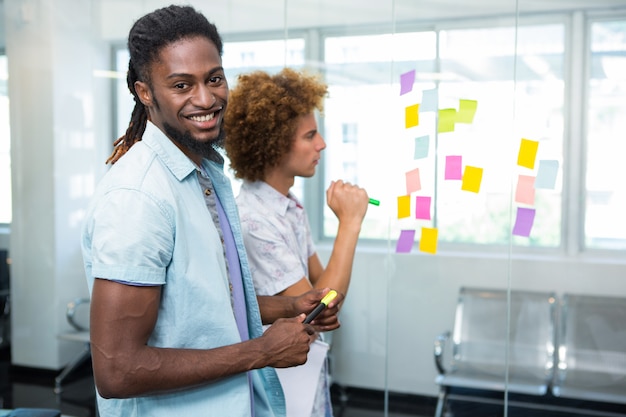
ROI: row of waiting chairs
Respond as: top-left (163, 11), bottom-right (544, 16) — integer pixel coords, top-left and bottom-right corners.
top-left (433, 287), bottom-right (626, 417)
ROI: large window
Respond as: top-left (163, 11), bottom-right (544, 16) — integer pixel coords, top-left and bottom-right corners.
top-left (323, 23), bottom-right (565, 248)
top-left (0, 54), bottom-right (10, 225)
top-left (585, 18), bottom-right (626, 250)
top-left (110, 13), bottom-right (626, 253)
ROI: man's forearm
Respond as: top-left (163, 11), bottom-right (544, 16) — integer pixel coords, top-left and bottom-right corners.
top-left (257, 295), bottom-right (296, 324)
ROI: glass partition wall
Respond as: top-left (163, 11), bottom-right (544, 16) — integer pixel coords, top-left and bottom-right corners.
top-left (69, 0), bottom-right (626, 416)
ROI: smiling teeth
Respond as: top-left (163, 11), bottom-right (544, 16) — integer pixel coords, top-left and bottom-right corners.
top-left (190, 113), bottom-right (215, 122)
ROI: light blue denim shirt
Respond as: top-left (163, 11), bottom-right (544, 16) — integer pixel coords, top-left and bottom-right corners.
top-left (81, 122), bottom-right (285, 417)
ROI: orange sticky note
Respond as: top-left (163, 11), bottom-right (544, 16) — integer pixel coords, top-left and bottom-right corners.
top-left (438, 108), bottom-right (456, 133)
top-left (517, 138), bottom-right (539, 169)
top-left (397, 195), bottom-right (411, 219)
top-left (419, 227), bottom-right (438, 254)
top-left (515, 174), bottom-right (536, 205)
top-left (405, 168), bottom-right (421, 194)
top-left (405, 104), bottom-right (419, 128)
top-left (461, 166), bottom-right (483, 193)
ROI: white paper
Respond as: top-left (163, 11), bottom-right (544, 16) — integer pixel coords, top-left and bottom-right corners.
top-left (275, 339), bottom-right (329, 417)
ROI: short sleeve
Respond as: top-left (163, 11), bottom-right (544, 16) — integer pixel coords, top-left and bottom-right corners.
top-left (88, 188), bottom-right (175, 285)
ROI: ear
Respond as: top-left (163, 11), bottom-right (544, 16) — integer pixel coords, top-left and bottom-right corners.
top-left (134, 81), bottom-right (153, 106)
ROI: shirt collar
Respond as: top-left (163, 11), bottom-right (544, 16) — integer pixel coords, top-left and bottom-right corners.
top-left (141, 121), bottom-right (198, 182)
top-left (242, 180), bottom-right (301, 216)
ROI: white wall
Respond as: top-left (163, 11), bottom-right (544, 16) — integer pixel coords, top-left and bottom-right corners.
top-left (5, 0), bottom-right (110, 369)
top-left (321, 246), bottom-right (626, 397)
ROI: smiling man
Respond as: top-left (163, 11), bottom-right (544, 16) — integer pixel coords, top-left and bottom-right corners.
top-left (80, 6), bottom-right (343, 417)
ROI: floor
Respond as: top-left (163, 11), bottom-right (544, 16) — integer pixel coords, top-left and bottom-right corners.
top-left (1, 345), bottom-right (624, 417)
top-left (0, 346), bottom-right (97, 417)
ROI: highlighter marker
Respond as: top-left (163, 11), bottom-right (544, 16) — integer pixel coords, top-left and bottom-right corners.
top-left (303, 290), bottom-right (338, 324)
top-left (369, 198), bottom-right (380, 206)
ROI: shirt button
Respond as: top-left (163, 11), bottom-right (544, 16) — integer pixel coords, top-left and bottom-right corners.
top-left (205, 189), bottom-right (212, 196)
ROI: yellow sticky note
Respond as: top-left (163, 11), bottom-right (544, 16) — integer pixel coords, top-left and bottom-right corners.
top-left (461, 165), bottom-right (483, 193)
top-left (397, 195), bottom-right (411, 219)
top-left (405, 104), bottom-right (419, 128)
top-left (419, 227), bottom-right (438, 254)
top-left (438, 108), bottom-right (456, 133)
top-left (457, 99), bottom-right (477, 124)
top-left (517, 138), bottom-right (539, 169)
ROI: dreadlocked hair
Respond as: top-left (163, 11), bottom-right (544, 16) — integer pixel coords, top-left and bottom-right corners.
top-left (106, 5), bottom-right (224, 164)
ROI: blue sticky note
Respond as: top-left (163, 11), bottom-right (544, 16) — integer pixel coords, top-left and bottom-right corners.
top-left (414, 135), bottom-right (429, 159)
top-left (400, 70), bottom-right (416, 95)
top-left (419, 88), bottom-right (438, 112)
top-left (535, 160), bottom-right (559, 189)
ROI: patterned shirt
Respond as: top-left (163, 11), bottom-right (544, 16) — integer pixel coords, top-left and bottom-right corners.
top-left (237, 180), bottom-right (332, 417)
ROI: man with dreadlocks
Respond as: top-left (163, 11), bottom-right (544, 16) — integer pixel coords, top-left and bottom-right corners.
top-left (80, 5), bottom-right (342, 417)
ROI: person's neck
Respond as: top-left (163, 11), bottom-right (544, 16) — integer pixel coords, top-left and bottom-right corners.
top-left (263, 171), bottom-right (294, 196)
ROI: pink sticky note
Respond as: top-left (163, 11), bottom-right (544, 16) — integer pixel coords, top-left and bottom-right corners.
top-left (415, 196), bottom-right (431, 220)
top-left (396, 229), bottom-right (416, 253)
top-left (515, 175), bottom-right (536, 205)
top-left (512, 207), bottom-right (536, 237)
top-left (405, 168), bottom-right (421, 194)
top-left (445, 155), bottom-right (462, 180)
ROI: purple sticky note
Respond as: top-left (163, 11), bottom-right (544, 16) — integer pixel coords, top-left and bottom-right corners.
top-left (445, 155), bottom-right (463, 180)
top-left (396, 229), bottom-right (416, 253)
top-left (512, 207), bottom-right (536, 237)
top-left (400, 70), bottom-right (416, 95)
top-left (415, 196), bottom-right (432, 220)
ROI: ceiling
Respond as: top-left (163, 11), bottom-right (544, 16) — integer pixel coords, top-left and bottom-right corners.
top-left (97, 0), bottom-right (626, 40)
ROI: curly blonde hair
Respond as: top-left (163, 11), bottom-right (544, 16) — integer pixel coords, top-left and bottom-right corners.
top-left (224, 68), bottom-right (328, 181)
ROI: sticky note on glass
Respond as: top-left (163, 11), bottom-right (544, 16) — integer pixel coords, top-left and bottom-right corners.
top-left (405, 104), bottom-right (420, 128)
top-left (512, 207), bottom-right (536, 237)
top-left (536, 160), bottom-right (559, 189)
top-left (420, 88), bottom-right (438, 113)
top-left (461, 166), bottom-right (483, 193)
top-left (400, 70), bottom-right (416, 95)
top-left (517, 138), bottom-right (539, 169)
top-left (457, 99), bottom-right (478, 124)
top-left (396, 229), bottom-right (416, 253)
top-left (405, 168), bottom-right (421, 194)
top-left (515, 175), bottom-right (536, 205)
top-left (414, 135), bottom-right (430, 159)
top-left (419, 227), bottom-right (438, 254)
top-left (415, 196), bottom-right (431, 220)
top-left (445, 155), bottom-right (463, 180)
top-left (438, 108), bottom-right (456, 133)
top-left (397, 195), bottom-right (411, 219)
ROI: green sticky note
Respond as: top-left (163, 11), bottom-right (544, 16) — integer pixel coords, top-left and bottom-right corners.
top-left (457, 99), bottom-right (477, 123)
top-left (438, 108), bottom-right (456, 133)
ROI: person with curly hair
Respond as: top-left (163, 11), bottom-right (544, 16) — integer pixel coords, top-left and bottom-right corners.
top-left (81, 7), bottom-right (344, 417)
top-left (224, 68), bottom-right (370, 417)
